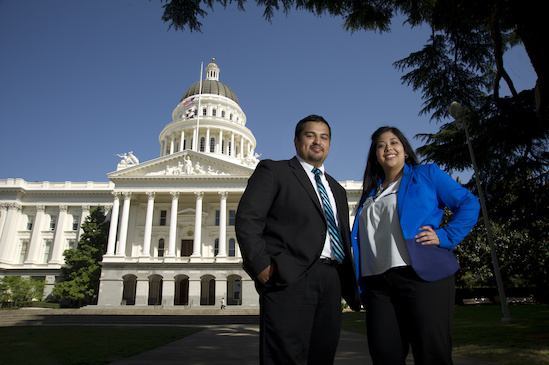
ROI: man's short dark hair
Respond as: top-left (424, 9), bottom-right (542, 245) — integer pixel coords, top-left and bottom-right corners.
top-left (295, 115), bottom-right (331, 140)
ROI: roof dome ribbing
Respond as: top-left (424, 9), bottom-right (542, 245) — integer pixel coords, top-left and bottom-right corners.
top-left (180, 59), bottom-right (239, 105)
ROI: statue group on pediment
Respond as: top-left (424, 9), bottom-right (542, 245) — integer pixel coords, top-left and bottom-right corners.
top-left (147, 155), bottom-right (227, 176)
top-left (116, 151), bottom-right (140, 170)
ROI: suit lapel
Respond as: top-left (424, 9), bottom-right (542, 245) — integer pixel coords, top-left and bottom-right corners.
top-left (289, 157), bottom-right (323, 215)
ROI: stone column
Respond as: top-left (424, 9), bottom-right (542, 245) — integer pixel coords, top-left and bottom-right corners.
top-left (192, 127), bottom-right (198, 151)
top-left (180, 130), bottom-right (185, 151)
top-left (192, 191), bottom-right (204, 258)
top-left (167, 191), bottom-right (179, 257)
top-left (162, 278), bottom-right (175, 307)
top-left (240, 136), bottom-right (244, 158)
top-left (230, 132), bottom-right (235, 157)
top-left (135, 278), bottom-right (149, 306)
top-left (0, 203), bottom-right (8, 238)
top-left (50, 205), bottom-right (68, 264)
top-left (170, 133), bottom-right (175, 154)
top-left (217, 192), bottom-right (228, 258)
top-left (0, 203), bottom-right (22, 264)
top-left (77, 205), bottom-right (90, 243)
top-left (106, 192), bottom-right (120, 255)
top-left (141, 192), bottom-right (155, 259)
top-left (218, 129), bottom-right (223, 154)
top-left (25, 205), bottom-right (45, 264)
top-left (206, 128), bottom-right (211, 152)
top-left (116, 192), bottom-right (132, 256)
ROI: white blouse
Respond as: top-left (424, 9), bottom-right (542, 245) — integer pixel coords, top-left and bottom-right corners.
top-left (358, 178), bottom-right (411, 277)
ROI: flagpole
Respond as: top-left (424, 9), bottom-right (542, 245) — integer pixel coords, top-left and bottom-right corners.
top-left (194, 62), bottom-right (204, 151)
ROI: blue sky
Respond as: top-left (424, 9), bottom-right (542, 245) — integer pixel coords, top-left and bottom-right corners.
top-left (0, 0), bottom-right (537, 183)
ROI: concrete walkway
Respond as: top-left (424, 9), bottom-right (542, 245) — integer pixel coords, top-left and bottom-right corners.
top-left (108, 324), bottom-right (497, 365)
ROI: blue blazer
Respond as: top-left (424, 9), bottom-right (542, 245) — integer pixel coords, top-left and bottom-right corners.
top-left (351, 164), bottom-right (480, 291)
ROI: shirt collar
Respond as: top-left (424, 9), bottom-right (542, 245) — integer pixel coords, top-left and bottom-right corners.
top-left (295, 155), bottom-right (325, 175)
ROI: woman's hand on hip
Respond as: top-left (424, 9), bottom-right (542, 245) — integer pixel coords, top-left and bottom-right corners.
top-left (415, 226), bottom-right (440, 246)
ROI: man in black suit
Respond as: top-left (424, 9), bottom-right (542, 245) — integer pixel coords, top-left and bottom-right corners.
top-left (236, 115), bottom-right (361, 365)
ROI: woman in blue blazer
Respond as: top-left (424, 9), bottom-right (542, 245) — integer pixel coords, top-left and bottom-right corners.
top-left (351, 126), bottom-right (480, 365)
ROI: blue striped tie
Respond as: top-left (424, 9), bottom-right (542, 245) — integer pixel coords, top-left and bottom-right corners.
top-left (312, 168), bottom-right (345, 263)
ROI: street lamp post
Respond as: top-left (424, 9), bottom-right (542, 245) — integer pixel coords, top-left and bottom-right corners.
top-left (449, 101), bottom-right (514, 324)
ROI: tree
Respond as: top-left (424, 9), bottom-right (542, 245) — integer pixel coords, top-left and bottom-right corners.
top-left (158, 0), bottom-right (548, 120)
top-left (0, 276), bottom-right (45, 305)
top-left (52, 207), bottom-right (109, 307)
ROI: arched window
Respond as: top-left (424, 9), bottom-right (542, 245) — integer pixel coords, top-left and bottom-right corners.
top-left (214, 238), bottom-right (219, 256)
top-left (229, 238), bottom-right (236, 257)
top-left (158, 238), bottom-right (165, 257)
top-left (122, 274), bottom-right (137, 305)
top-left (210, 137), bottom-right (215, 152)
top-left (221, 110), bottom-right (225, 118)
top-left (212, 109), bottom-right (217, 117)
top-left (200, 137), bottom-right (205, 152)
top-left (175, 276), bottom-right (189, 306)
top-left (148, 275), bottom-right (163, 306)
top-left (227, 275), bottom-right (242, 306)
top-left (202, 108), bottom-right (207, 116)
top-left (200, 276), bottom-right (216, 305)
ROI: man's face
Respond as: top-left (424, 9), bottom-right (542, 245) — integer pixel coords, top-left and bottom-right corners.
top-left (294, 121), bottom-right (331, 168)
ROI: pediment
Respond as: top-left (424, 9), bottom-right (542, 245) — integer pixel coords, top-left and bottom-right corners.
top-left (107, 151), bottom-right (256, 179)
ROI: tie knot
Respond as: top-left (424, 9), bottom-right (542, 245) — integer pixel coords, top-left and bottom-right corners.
top-left (312, 168), bottom-right (321, 177)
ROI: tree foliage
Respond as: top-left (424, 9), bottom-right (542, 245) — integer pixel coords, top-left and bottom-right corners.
top-left (0, 276), bottom-right (45, 305)
top-left (52, 207), bottom-right (109, 307)
top-left (158, 0), bottom-right (548, 120)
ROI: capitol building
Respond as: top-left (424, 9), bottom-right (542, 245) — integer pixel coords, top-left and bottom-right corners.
top-left (0, 60), bottom-right (361, 309)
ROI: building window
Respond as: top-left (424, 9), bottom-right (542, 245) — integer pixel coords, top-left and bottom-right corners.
top-left (183, 139), bottom-right (187, 150)
top-left (215, 210), bottom-right (220, 226)
top-left (228, 142), bottom-right (231, 155)
top-left (200, 137), bottom-right (205, 152)
top-left (181, 240), bottom-right (193, 257)
top-left (227, 277), bottom-right (242, 305)
top-left (160, 210), bottom-right (167, 226)
top-left (26, 215), bottom-right (34, 231)
top-left (202, 108), bottom-right (206, 116)
top-left (68, 239), bottom-right (77, 251)
top-left (221, 140), bottom-right (225, 154)
top-left (49, 215), bottom-right (57, 231)
top-left (19, 240), bottom-right (29, 264)
top-left (230, 114), bottom-right (233, 120)
top-left (229, 238), bottom-right (236, 257)
top-left (229, 210), bottom-right (236, 226)
top-left (43, 239), bottom-right (53, 263)
top-left (158, 238), bottom-right (165, 257)
top-left (221, 110), bottom-right (225, 118)
top-left (214, 238), bottom-right (219, 256)
top-left (72, 215), bottom-right (79, 231)
top-left (212, 109), bottom-right (216, 117)
top-left (210, 137), bottom-right (215, 152)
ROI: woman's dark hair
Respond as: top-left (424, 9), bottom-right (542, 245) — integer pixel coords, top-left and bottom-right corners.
top-left (359, 126), bottom-right (419, 203)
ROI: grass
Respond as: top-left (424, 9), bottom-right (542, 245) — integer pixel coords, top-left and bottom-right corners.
top-left (0, 326), bottom-right (203, 365)
top-left (341, 304), bottom-right (549, 365)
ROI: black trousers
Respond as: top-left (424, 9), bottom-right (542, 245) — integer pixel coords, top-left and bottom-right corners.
top-left (258, 260), bottom-right (342, 365)
top-left (363, 266), bottom-right (455, 365)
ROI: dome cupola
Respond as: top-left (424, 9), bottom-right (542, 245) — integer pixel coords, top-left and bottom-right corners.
top-left (158, 59), bottom-right (258, 167)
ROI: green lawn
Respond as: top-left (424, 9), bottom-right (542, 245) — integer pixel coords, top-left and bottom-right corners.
top-left (341, 304), bottom-right (549, 365)
top-left (0, 326), bottom-right (203, 365)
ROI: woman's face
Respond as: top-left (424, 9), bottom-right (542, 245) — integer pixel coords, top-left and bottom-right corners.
top-left (375, 131), bottom-right (406, 174)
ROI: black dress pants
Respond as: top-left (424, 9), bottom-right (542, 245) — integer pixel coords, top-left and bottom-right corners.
top-left (363, 266), bottom-right (455, 365)
top-left (258, 260), bottom-right (342, 365)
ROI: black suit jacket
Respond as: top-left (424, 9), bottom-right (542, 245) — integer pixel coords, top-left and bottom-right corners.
top-left (235, 157), bottom-right (361, 311)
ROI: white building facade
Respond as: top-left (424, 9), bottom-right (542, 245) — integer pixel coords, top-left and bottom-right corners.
top-left (0, 60), bottom-right (362, 309)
